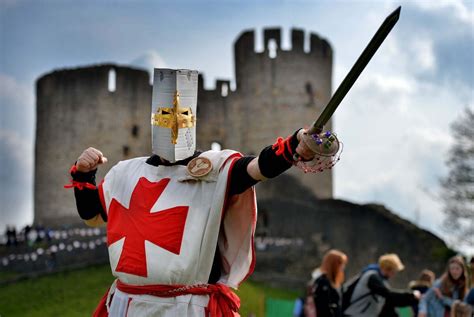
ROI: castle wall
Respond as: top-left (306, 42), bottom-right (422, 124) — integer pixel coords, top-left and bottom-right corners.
top-left (252, 174), bottom-right (453, 289)
top-left (35, 65), bottom-right (151, 225)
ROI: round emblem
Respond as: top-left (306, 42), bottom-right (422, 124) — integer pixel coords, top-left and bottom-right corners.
top-left (187, 157), bottom-right (212, 177)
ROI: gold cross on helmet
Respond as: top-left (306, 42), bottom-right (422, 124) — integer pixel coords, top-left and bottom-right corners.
top-left (151, 91), bottom-right (196, 144)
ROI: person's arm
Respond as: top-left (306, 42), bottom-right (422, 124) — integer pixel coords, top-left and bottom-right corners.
top-left (228, 129), bottom-right (314, 195)
top-left (367, 275), bottom-right (418, 307)
top-left (438, 293), bottom-right (456, 308)
top-left (70, 169), bottom-right (106, 226)
top-left (248, 129), bottom-right (314, 181)
top-left (432, 284), bottom-right (455, 307)
top-left (67, 147), bottom-right (108, 227)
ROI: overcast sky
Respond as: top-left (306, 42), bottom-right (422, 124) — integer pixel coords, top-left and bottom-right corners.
top-left (1, 0), bottom-right (473, 253)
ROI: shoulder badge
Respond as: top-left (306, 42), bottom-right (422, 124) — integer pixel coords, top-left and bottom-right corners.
top-left (187, 157), bottom-right (213, 177)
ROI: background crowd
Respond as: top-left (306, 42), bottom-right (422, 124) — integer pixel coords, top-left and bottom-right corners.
top-left (295, 250), bottom-right (474, 317)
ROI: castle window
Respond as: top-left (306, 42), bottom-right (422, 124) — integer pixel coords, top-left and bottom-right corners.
top-left (122, 145), bottom-right (129, 157)
top-left (211, 142), bottom-right (222, 151)
top-left (108, 69), bottom-right (116, 92)
top-left (305, 82), bottom-right (315, 107)
top-left (268, 39), bottom-right (277, 59)
top-left (132, 125), bottom-right (139, 137)
top-left (221, 83), bottom-right (228, 97)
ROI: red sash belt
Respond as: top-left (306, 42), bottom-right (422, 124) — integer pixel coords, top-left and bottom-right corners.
top-left (93, 280), bottom-right (240, 317)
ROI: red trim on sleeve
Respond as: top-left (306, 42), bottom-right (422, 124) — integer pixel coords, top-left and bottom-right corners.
top-left (272, 135), bottom-right (295, 164)
top-left (284, 135), bottom-right (294, 156)
top-left (221, 152), bottom-right (258, 287)
top-left (69, 164), bottom-right (78, 174)
top-left (64, 181), bottom-right (97, 190)
top-left (272, 137), bottom-right (286, 155)
top-left (64, 164), bottom-right (97, 190)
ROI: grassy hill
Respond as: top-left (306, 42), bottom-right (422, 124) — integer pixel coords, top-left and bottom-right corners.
top-left (0, 265), bottom-right (299, 316)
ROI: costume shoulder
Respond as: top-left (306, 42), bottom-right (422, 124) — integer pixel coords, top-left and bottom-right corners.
top-left (199, 150), bottom-right (241, 171)
top-left (182, 150), bottom-right (241, 182)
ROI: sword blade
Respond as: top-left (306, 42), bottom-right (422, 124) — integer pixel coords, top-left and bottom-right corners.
top-left (308, 6), bottom-right (401, 135)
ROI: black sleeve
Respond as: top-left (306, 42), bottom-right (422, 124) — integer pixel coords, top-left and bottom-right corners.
top-left (228, 130), bottom-right (300, 196)
top-left (257, 130), bottom-right (299, 178)
top-left (367, 275), bottom-right (417, 307)
top-left (228, 156), bottom-right (259, 196)
top-left (378, 302), bottom-right (399, 317)
top-left (71, 168), bottom-right (107, 221)
top-left (313, 277), bottom-right (336, 317)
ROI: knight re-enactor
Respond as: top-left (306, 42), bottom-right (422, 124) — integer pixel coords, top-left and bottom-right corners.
top-left (67, 69), bottom-right (340, 316)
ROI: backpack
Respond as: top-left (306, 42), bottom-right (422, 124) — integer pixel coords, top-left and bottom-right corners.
top-left (303, 279), bottom-right (317, 317)
top-left (342, 271), bottom-right (378, 314)
top-left (341, 274), bottom-right (362, 312)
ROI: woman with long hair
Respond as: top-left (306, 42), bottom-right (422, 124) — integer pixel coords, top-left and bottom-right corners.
top-left (311, 249), bottom-right (348, 317)
top-left (419, 256), bottom-right (469, 317)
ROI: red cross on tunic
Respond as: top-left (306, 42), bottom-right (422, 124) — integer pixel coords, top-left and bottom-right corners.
top-left (107, 177), bottom-right (188, 277)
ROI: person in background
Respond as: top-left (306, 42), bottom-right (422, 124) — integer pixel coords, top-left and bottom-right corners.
top-left (312, 249), bottom-right (348, 317)
top-left (450, 300), bottom-right (472, 317)
top-left (344, 253), bottom-right (420, 317)
top-left (408, 269), bottom-right (435, 316)
top-left (419, 256), bottom-right (469, 317)
top-left (464, 258), bottom-right (474, 309)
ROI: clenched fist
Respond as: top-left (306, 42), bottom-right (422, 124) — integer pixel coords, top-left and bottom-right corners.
top-left (76, 147), bottom-right (108, 173)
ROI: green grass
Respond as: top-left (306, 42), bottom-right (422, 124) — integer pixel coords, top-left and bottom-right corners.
top-left (0, 269), bottom-right (21, 281)
top-left (0, 265), bottom-right (114, 317)
top-left (0, 265), bottom-right (299, 317)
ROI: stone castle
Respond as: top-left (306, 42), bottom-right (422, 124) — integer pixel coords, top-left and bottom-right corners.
top-left (34, 28), bottom-right (452, 288)
top-left (35, 27), bottom-right (333, 225)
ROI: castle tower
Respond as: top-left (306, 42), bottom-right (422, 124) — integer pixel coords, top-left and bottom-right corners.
top-left (197, 28), bottom-right (334, 198)
top-left (35, 64), bottom-right (151, 225)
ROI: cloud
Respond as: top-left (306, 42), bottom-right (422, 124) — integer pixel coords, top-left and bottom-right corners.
top-left (0, 74), bottom-right (35, 138)
top-left (396, 2), bottom-right (474, 88)
top-left (130, 51), bottom-right (168, 83)
top-left (0, 74), bottom-right (34, 231)
top-left (334, 18), bottom-right (472, 249)
top-left (0, 129), bottom-right (34, 231)
top-left (411, 0), bottom-right (474, 27)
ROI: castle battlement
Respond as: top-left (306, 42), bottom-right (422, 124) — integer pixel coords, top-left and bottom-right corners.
top-left (234, 28), bottom-right (333, 91)
top-left (198, 73), bottom-right (232, 97)
top-left (234, 27), bottom-right (332, 58)
top-left (37, 64), bottom-right (150, 95)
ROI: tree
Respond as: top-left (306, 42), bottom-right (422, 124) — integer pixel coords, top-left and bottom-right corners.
top-left (440, 107), bottom-right (474, 246)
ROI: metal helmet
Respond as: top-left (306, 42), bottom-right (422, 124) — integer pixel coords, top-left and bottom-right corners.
top-left (151, 69), bottom-right (198, 162)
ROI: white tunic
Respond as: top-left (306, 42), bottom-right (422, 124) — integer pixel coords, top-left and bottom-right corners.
top-left (97, 150), bottom-right (257, 316)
